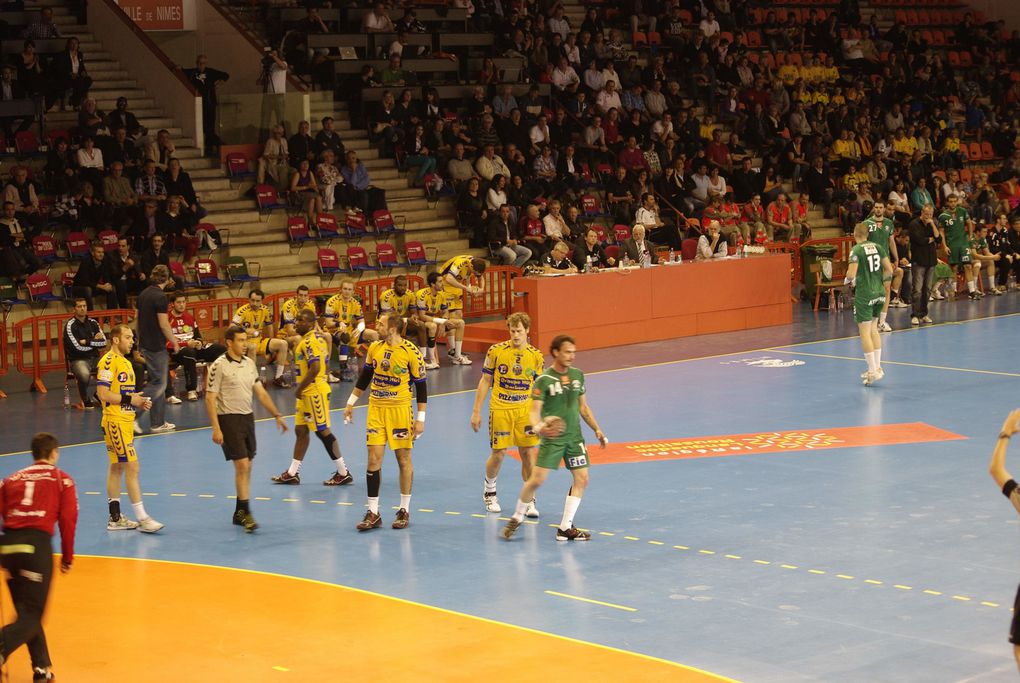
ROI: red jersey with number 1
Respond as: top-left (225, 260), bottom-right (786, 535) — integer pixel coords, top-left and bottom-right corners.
top-left (0, 463), bottom-right (78, 563)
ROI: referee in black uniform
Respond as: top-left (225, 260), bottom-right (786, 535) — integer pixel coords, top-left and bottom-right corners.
top-left (206, 325), bottom-right (288, 531)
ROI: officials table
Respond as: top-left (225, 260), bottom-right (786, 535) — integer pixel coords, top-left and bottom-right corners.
top-left (512, 254), bottom-right (793, 351)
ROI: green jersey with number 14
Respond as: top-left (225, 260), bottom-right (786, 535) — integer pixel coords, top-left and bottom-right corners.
top-left (531, 366), bottom-right (585, 443)
top-left (850, 241), bottom-right (886, 304)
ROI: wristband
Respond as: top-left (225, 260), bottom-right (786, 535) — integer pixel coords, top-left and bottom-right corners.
top-left (1000, 432), bottom-right (1012, 440)
top-left (417, 411), bottom-right (426, 423)
top-left (346, 394), bottom-right (358, 407)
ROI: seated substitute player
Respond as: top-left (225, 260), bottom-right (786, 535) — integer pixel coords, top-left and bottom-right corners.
top-left (414, 271), bottom-right (465, 370)
top-left (846, 221), bottom-right (893, 387)
top-left (322, 279), bottom-right (379, 381)
top-left (0, 432), bottom-right (77, 683)
top-left (970, 224), bottom-right (1003, 295)
top-left (272, 310), bottom-right (353, 486)
top-left (97, 325), bottom-right (164, 533)
top-left (378, 273), bottom-right (426, 362)
top-left (470, 312), bottom-right (544, 516)
top-left (166, 292), bottom-right (226, 403)
top-left (206, 325), bottom-right (289, 532)
top-left (344, 312), bottom-right (427, 531)
top-left (502, 335), bottom-right (608, 542)
top-left (987, 407), bottom-right (1020, 674)
top-left (439, 254), bottom-right (488, 365)
top-left (232, 289), bottom-right (291, 388)
top-left (277, 284), bottom-right (319, 347)
top-left (938, 193), bottom-right (981, 300)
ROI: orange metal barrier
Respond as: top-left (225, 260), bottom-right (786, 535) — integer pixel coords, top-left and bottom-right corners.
top-left (14, 309), bottom-right (135, 393)
top-left (463, 265), bottom-right (520, 319)
top-left (187, 298), bottom-right (247, 343)
top-left (0, 322), bottom-right (7, 399)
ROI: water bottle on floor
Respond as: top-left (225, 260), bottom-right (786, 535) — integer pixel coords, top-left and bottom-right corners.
top-left (63, 383), bottom-right (70, 410)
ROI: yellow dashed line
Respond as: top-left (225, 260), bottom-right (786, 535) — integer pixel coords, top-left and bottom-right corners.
top-left (523, 520), bottom-right (539, 525)
top-left (699, 550), bottom-right (716, 555)
top-left (924, 590), bottom-right (942, 596)
top-left (865, 580), bottom-right (883, 585)
top-left (226, 495), bottom-right (237, 500)
top-left (170, 493), bottom-right (187, 497)
top-left (418, 508), bottom-right (434, 513)
top-left (894, 585), bottom-right (913, 591)
top-left (84, 491), bottom-right (100, 495)
top-left (648, 541), bottom-right (665, 546)
top-left (781, 564), bottom-right (798, 570)
top-left (198, 494), bottom-right (215, 499)
top-left (272, 665), bottom-right (289, 672)
top-left (725, 554), bottom-right (741, 560)
top-left (836, 574), bottom-right (854, 580)
top-left (808, 569), bottom-right (826, 575)
top-left (624, 536), bottom-right (641, 541)
top-left (255, 497), bottom-right (272, 501)
top-left (674, 545), bottom-right (689, 550)
top-left (952, 595), bottom-right (971, 602)
top-left (445, 511), bottom-right (461, 515)
top-left (471, 513), bottom-right (486, 518)
top-left (142, 492), bottom-right (158, 496)
top-left (600, 532), bottom-right (615, 537)
top-left (283, 499), bottom-right (299, 503)
top-left (754, 560), bottom-right (770, 565)
top-left (338, 502), bottom-right (353, 506)
top-left (982, 602), bottom-right (1000, 608)
top-left (309, 500), bottom-right (326, 504)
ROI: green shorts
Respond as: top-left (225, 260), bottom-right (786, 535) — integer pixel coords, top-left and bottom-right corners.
top-left (948, 243), bottom-right (972, 266)
top-left (536, 439), bottom-right (589, 470)
top-left (853, 298), bottom-right (884, 324)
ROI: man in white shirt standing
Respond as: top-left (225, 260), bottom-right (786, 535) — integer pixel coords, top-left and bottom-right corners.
top-left (363, 3), bottom-right (395, 33)
top-left (260, 49), bottom-right (289, 139)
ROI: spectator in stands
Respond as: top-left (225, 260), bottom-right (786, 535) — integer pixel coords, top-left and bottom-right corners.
top-left (77, 97), bottom-right (105, 139)
top-left (289, 159), bottom-right (322, 229)
top-left (606, 165), bottom-right (637, 223)
top-left (380, 54), bottom-right (412, 87)
top-left (571, 226), bottom-right (614, 270)
top-left (622, 224), bottom-right (658, 265)
top-left (370, 90), bottom-right (405, 159)
top-left (288, 120), bottom-right (316, 170)
top-left (475, 144), bottom-right (510, 182)
top-left (183, 56), bottom-right (228, 155)
top-left (767, 193), bottom-right (795, 242)
top-left (73, 242), bottom-right (117, 310)
top-left (697, 221), bottom-right (728, 260)
top-left (341, 149), bottom-right (371, 214)
top-left (3, 165), bottom-right (43, 234)
top-left (487, 204), bottom-right (531, 268)
top-left (103, 161), bottom-right (137, 226)
top-left (51, 36), bottom-right (90, 112)
top-left (145, 129), bottom-right (176, 169)
top-left (911, 177), bottom-right (935, 213)
top-left (792, 193), bottom-right (812, 243)
top-left (542, 240), bottom-right (577, 273)
top-left (135, 159), bottom-right (167, 205)
top-left (22, 7), bottom-right (61, 40)
top-left (107, 236), bottom-right (142, 304)
top-left (0, 200), bottom-right (39, 277)
top-left (457, 177), bottom-right (487, 247)
top-left (15, 40), bottom-right (46, 105)
top-left (447, 143), bottom-right (476, 187)
top-left (64, 297), bottom-right (106, 408)
top-left (316, 149), bottom-right (343, 212)
top-left (139, 232), bottom-right (172, 283)
top-left (163, 194), bottom-right (200, 263)
top-left (163, 157), bottom-right (205, 220)
top-left (0, 65), bottom-right (31, 141)
top-left (595, 80), bottom-right (622, 116)
top-left (519, 203), bottom-right (547, 256)
top-left (551, 57), bottom-right (580, 96)
top-left (257, 125), bottom-right (290, 191)
top-left (486, 174), bottom-right (508, 212)
top-left (105, 97), bottom-right (146, 140)
top-left (44, 137), bottom-right (78, 199)
top-left (636, 192), bottom-right (679, 249)
top-left (742, 193), bottom-right (767, 242)
top-left (404, 124), bottom-right (438, 186)
top-left (129, 200), bottom-right (170, 253)
top-left (76, 135), bottom-right (104, 192)
top-left (804, 157), bottom-right (835, 219)
top-left (543, 200), bottom-right (571, 243)
top-left (314, 116), bottom-right (344, 160)
top-left (259, 49), bottom-right (288, 137)
top-left (102, 127), bottom-right (141, 178)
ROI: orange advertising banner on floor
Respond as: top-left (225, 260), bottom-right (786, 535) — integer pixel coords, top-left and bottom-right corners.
top-left (571, 423), bottom-right (966, 465)
top-left (117, 0), bottom-right (184, 30)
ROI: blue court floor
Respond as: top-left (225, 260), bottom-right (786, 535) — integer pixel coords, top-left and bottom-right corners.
top-left (3, 302), bottom-right (1020, 681)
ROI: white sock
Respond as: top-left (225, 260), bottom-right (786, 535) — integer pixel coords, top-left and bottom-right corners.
top-left (875, 347), bottom-right (882, 369)
top-left (335, 457), bottom-right (349, 476)
top-left (455, 339), bottom-right (463, 356)
top-left (399, 494), bottom-right (411, 511)
top-left (879, 311), bottom-right (887, 325)
top-left (512, 498), bottom-right (529, 522)
top-left (967, 280), bottom-right (976, 293)
top-left (430, 348), bottom-right (439, 363)
top-left (864, 351), bottom-right (877, 373)
top-left (419, 346), bottom-right (428, 358)
top-left (132, 501), bottom-right (148, 520)
top-left (559, 495), bottom-right (582, 531)
top-left (287, 459), bottom-right (302, 476)
top-left (988, 275), bottom-right (995, 289)
top-left (368, 497), bottom-right (379, 514)
top-left (275, 363), bottom-right (285, 379)
top-left (484, 476), bottom-right (497, 493)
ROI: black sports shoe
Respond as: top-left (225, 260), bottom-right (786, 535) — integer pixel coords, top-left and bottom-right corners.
top-left (555, 526), bottom-right (591, 541)
top-left (357, 511), bottom-right (382, 531)
top-left (232, 510), bottom-right (258, 532)
top-left (33, 667), bottom-right (55, 681)
top-left (324, 471), bottom-right (353, 486)
top-left (501, 518), bottom-right (521, 540)
top-left (271, 471), bottom-right (300, 484)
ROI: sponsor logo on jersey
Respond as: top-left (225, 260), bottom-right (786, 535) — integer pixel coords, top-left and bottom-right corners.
top-left (392, 428), bottom-right (409, 440)
top-left (372, 375), bottom-right (402, 388)
top-left (496, 391), bottom-right (527, 403)
top-left (117, 371), bottom-right (128, 382)
top-left (498, 364), bottom-right (509, 375)
top-left (497, 378), bottom-right (532, 391)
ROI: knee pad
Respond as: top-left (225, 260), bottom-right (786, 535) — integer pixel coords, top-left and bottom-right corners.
top-left (316, 431), bottom-right (339, 459)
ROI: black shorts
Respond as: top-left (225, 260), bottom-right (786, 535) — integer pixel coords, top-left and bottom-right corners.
top-left (219, 413), bottom-right (256, 461)
top-left (1010, 584), bottom-right (1020, 644)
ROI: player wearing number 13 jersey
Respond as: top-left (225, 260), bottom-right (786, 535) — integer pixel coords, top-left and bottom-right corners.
top-left (470, 313), bottom-right (544, 516)
top-left (502, 335), bottom-right (608, 543)
top-left (847, 222), bottom-right (893, 387)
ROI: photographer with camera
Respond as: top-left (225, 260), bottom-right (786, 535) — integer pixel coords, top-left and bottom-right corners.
top-left (259, 48), bottom-right (289, 141)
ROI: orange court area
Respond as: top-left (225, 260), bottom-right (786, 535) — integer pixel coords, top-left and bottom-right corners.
top-left (1, 556), bottom-right (733, 683)
top-left (508, 255), bottom-right (793, 352)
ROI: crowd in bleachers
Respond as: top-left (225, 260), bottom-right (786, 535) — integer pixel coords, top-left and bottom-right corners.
top-left (266, 0), bottom-right (1020, 270)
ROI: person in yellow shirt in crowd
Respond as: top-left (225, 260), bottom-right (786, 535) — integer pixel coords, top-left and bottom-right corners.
top-left (778, 62), bottom-right (800, 88)
top-left (892, 128), bottom-right (918, 160)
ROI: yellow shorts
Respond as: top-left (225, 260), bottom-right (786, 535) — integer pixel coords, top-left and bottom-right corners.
top-left (102, 419), bottom-right (138, 464)
top-left (295, 388), bottom-right (331, 432)
top-left (366, 404), bottom-right (415, 450)
top-left (489, 405), bottom-right (539, 451)
top-left (443, 285), bottom-right (464, 312)
top-left (253, 337), bottom-right (272, 357)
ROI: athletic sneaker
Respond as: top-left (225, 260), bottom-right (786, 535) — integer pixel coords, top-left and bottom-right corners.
top-left (82, 398), bottom-right (97, 410)
top-left (931, 290), bottom-right (945, 300)
top-left (425, 361), bottom-right (441, 371)
top-left (233, 510), bottom-right (258, 532)
top-left (392, 508), bottom-right (410, 529)
top-left (993, 287), bottom-right (1004, 296)
top-left (356, 510), bottom-right (382, 531)
top-left (921, 316), bottom-right (933, 324)
top-left (272, 377), bottom-right (290, 389)
top-left (187, 390), bottom-right (199, 401)
top-left (910, 316), bottom-right (920, 326)
top-left (484, 491), bottom-right (501, 513)
top-left (447, 349), bottom-right (457, 358)
top-left (451, 355), bottom-right (473, 365)
top-left (889, 298), bottom-right (908, 308)
top-left (877, 321), bottom-right (892, 332)
top-left (325, 373), bottom-right (340, 383)
top-left (107, 514), bottom-right (139, 531)
top-left (862, 368), bottom-right (884, 386)
top-left (271, 471), bottom-right (301, 485)
top-left (525, 498), bottom-right (540, 518)
top-left (323, 471), bottom-right (353, 486)
top-left (555, 526), bottom-right (591, 541)
top-left (150, 422), bottom-right (176, 433)
top-left (32, 667), bottom-right (55, 681)
top-left (137, 517), bottom-right (165, 534)
top-left (166, 395), bottom-right (182, 405)
top-left (501, 518), bottom-right (521, 540)
top-left (133, 422), bottom-right (143, 435)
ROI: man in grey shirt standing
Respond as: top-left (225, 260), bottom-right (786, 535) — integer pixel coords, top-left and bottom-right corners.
top-left (206, 325), bottom-right (288, 532)
top-left (136, 265), bottom-right (179, 433)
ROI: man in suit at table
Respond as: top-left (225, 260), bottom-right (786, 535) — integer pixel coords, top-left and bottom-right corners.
top-left (622, 224), bottom-right (659, 265)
